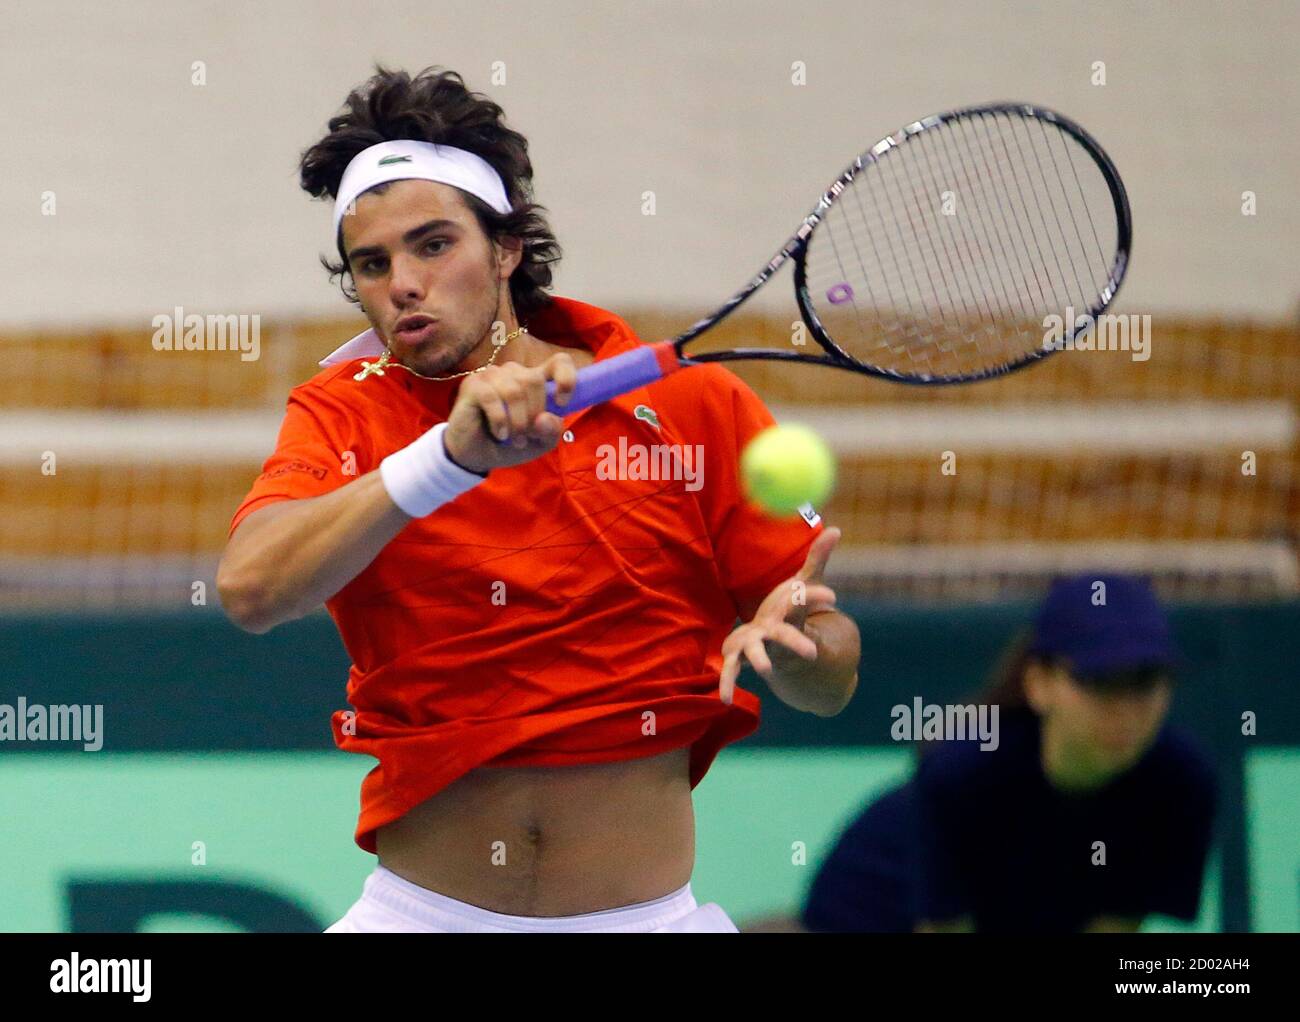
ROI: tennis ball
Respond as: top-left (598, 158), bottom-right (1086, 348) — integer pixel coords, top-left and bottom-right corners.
top-left (741, 423), bottom-right (835, 516)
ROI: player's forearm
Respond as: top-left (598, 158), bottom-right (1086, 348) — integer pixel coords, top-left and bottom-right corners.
top-left (765, 609), bottom-right (860, 716)
top-left (217, 470), bottom-right (411, 633)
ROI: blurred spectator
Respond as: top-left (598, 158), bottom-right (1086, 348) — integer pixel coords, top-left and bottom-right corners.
top-left (799, 574), bottom-right (1218, 933)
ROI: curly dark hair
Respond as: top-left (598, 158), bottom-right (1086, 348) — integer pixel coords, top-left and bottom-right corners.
top-left (299, 65), bottom-right (560, 316)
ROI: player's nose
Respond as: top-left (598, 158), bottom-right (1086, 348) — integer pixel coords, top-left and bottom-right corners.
top-left (387, 254), bottom-right (427, 304)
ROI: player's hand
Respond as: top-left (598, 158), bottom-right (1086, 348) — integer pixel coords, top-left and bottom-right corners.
top-left (443, 352), bottom-right (579, 474)
top-left (718, 527), bottom-right (841, 705)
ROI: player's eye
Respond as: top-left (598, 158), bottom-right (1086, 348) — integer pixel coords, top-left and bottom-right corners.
top-left (423, 237), bottom-right (450, 255)
top-left (357, 257), bottom-right (387, 276)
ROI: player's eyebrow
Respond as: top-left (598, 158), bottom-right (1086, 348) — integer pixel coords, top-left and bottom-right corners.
top-left (346, 218), bottom-right (460, 263)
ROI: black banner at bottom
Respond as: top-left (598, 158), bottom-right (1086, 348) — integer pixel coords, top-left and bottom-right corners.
top-left (0, 932), bottom-right (1288, 1009)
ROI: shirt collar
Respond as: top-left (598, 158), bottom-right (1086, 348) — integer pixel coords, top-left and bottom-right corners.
top-left (319, 328), bottom-right (385, 367)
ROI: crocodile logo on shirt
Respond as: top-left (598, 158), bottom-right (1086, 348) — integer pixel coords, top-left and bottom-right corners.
top-left (377, 155), bottom-right (413, 166)
top-left (634, 405), bottom-right (660, 430)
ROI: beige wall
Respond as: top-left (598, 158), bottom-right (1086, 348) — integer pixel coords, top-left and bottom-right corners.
top-left (2, 0), bottom-right (1296, 329)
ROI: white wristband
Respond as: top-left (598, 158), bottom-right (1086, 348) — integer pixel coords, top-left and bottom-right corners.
top-left (380, 421), bottom-right (488, 518)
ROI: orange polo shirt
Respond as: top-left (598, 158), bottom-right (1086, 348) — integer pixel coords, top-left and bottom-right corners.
top-left (229, 296), bottom-right (824, 853)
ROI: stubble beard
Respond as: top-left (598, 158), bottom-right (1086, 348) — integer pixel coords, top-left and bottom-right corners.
top-left (408, 305), bottom-right (495, 377)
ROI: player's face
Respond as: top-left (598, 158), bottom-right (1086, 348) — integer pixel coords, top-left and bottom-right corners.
top-left (342, 179), bottom-right (520, 377)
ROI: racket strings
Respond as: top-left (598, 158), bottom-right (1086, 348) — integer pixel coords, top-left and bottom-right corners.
top-left (896, 128), bottom-right (1019, 341)
top-left (805, 109), bottom-right (1122, 380)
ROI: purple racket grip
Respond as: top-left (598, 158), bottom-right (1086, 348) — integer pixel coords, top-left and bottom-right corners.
top-left (544, 342), bottom-right (678, 415)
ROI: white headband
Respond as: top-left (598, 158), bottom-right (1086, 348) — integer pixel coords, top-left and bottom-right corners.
top-left (331, 139), bottom-right (512, 240)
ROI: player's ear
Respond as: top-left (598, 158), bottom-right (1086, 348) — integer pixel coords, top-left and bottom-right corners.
top-left (494, 235), bottom-right (524, 279)
top-left (1022, 658), bottom-right (1054, 715)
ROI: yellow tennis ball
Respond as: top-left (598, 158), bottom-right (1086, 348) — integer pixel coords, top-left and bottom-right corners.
top-left (741, 423), bottom-right (835, 516)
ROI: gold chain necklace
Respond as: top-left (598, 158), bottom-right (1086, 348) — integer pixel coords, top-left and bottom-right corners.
top-left (354, 324), bottom-right (529, 382)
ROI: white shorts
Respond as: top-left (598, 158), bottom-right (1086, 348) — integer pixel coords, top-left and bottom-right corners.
top-left (325, 865), bottom-right (738, 933)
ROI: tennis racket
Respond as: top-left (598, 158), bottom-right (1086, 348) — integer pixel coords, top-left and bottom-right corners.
top-left (540, 101), bottom-right (1131, 415)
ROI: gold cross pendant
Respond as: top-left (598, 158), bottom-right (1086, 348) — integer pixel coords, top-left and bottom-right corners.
top-left (353, 352), bottom-right (391, 381)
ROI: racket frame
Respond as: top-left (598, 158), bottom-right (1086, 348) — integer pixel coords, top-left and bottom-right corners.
top-left (675, 101), bottom-right (1133, 386)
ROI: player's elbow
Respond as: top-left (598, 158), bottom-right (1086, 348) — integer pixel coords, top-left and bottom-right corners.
top-left (216, 558), bottom-right (277, 634)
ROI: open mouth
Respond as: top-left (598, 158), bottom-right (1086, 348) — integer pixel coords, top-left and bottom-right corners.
top-left (393, 315), bottom-right (438, 343)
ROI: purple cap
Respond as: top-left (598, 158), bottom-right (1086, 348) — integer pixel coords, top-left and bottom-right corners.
top-left (1027, 574), bottom-right (1180, 682)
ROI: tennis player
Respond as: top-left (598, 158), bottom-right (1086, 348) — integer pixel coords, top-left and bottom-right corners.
top-left (216, 66), bottom-right (860, 933)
